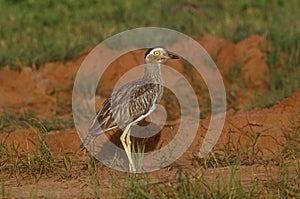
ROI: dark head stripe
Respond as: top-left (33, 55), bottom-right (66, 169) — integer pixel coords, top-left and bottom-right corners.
top-left (144, 46), bottom-right (165, 58)
top-left (144, 48), bottom-right (155, 59)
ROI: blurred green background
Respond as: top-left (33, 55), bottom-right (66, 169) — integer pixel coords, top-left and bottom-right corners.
top-left (1, 0), bottom-right (299, 68)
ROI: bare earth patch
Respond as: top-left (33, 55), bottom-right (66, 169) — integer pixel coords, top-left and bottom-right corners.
top-left (0, 36), bottom-right (299, 198)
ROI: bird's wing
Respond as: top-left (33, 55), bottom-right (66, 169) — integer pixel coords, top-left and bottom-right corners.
top-left (128, 83), bottom-right (163, 122)
top-left (87, 82), bottom-right (162, 136)
top-left (88, 96), bottom-right (118, 135)
top-left (81, 95), bottom-right (121, 148)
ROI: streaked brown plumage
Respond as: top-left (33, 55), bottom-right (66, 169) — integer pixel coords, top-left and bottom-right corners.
top-left (81, 47), bottom-right (179, 172)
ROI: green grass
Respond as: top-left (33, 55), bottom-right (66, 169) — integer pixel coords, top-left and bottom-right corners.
top-left (1, 113), bottom-right (298, 198)
top-left (0, 0), bottom-right (299, 68)
top-left (0, 110), bottom-right (74, 133)
top-left (245, 31), bottom-right (300, 110)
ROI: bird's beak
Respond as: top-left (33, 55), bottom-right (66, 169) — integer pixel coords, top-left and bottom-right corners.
top-left (167, 52), bottom-right (179, 59)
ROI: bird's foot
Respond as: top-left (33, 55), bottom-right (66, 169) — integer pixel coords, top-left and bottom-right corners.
top-left (129, 163), bottom-right (136, 173)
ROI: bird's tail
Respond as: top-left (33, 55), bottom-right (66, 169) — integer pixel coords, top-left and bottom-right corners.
top-left (80, 133), bottom-right (96, 150)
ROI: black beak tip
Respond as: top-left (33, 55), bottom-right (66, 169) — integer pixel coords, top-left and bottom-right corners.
top-left (169, 53), bottom-right (179, 59)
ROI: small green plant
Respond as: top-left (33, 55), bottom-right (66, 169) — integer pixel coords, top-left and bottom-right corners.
top-left (0, 110), bottom-right (74, 134)
top-left (1, 0), bottom-right (300, 69)
top-left (131, 138), bottom-right (146, 173)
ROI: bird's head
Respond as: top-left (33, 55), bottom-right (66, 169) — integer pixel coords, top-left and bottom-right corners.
top-left (144, 47), bottom-right (179, 64)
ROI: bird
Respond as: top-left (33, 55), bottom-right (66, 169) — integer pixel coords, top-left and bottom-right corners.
top-left (81, 47), bottom-right (179, 172)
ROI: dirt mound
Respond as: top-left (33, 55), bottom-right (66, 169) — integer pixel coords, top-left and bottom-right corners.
top-left (200, 34), bottom-right (268, 87)
top-left (0, 52), bottom-right (86, 119)
top-left (0, 35), bottom-right (269, 117)
top-left (0, 35), bottom-right (299, 198)
top-left (199, 34), bottom-right (269, 108)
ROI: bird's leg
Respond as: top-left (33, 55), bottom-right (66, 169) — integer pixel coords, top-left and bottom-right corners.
top-left (120, 130), bottom-right (129, 154)
top-left (126, 128), bottom-right (136, 173)
top-left (120, 123), bottom-right (135, 173)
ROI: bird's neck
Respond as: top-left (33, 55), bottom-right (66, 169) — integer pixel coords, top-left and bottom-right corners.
top-left (143, 63), bottom-right (163, 83)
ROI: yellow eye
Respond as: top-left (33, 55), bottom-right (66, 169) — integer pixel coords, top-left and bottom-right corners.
top-left (153, 51), bottom-right (160, 56)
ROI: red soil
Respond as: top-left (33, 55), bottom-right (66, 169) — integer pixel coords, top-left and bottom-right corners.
top-left (0, 35), bottom-right (299, 198)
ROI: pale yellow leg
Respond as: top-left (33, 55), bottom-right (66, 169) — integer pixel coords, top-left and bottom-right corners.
top-left (126, 128), bottom-right (136, 172)
top-left (120, 123), bottom-right (136, 172)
